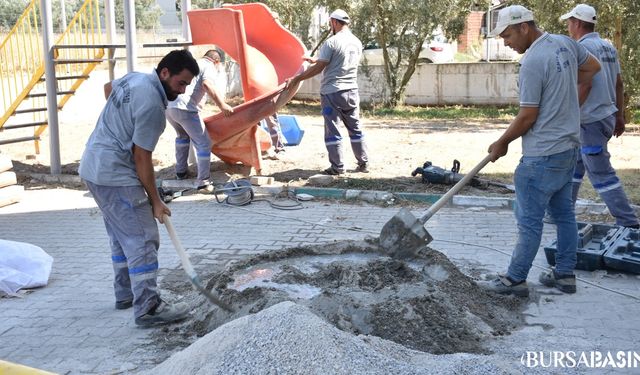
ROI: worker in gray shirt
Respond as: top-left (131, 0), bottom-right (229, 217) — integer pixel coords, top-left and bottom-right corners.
top-left (80, 50), bottom-right (199, 327)
top-left (560, 4), bottom-right (639, 228)
top-left (286, 9), bottom-right (369, 175)
top-left (481, 5), bottom-right (601, 297)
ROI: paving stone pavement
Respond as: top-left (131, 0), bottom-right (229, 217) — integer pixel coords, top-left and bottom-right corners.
top-left (1, 189), bottom-right (639, 374)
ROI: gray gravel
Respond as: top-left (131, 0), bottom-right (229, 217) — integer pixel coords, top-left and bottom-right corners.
top-left (145, 301), bottom-right (529, 375)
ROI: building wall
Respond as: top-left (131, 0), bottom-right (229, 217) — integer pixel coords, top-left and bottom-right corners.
top-left (294, 62), bottom-right (519, 106)
top-left (457, 11), bottom-right (485, 53)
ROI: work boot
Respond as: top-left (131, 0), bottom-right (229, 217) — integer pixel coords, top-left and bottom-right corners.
top-left (135, 300), bottom-right (190, 327)
top-left (354, 163), bottom-right (369, 173)
top-left (539, 268), bottom-right (576, 294)
top-left (176, 171), bottom-right (189, 180)
top-left (479, 275), bottom-right (529, 297)
top-left (115, 299), bottom-right (133, 310)
top-left (323, 167), bottom-right (344, 176)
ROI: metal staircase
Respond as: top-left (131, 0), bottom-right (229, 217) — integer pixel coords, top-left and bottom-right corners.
top-left (0, 0), bottom-right (104, 152)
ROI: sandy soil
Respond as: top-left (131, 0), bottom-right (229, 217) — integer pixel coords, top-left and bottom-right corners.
top-left (2, 67), bottom-right (639, 198)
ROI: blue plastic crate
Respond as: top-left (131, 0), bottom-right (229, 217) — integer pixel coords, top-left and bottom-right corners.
top-left (603, 228), bottom-right (640, 274)
top-left (278, 115), bottom-right (304, 146)
top-left (544, 222), bottom-right (623, 271)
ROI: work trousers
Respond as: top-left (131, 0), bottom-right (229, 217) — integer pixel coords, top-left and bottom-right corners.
top-left (572, 115), bottom-right (638, 227)
top-left (320, 89), bottom-right (368, 172)
top-left (85, 181), bottom-right (161, 318)
top-left (166, 108), bottom-right (212, 184)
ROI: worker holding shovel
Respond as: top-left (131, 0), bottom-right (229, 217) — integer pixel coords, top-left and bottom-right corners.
top-left (79, 50), bottom-right (199, 327)
top-left (480, 5), bottom-right (601, 297)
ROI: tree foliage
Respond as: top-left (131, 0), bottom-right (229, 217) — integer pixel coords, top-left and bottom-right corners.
top-left (0, 0), bottom-right (29, 30)
top-left (113, 0), bottom-right (162, 30)
top-left (350, 0), bottom-right (477, 107)
top-left (518, 0), bottom-right (639, 110)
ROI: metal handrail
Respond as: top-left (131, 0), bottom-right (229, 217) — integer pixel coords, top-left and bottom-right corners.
top-left (0, 0), bottom-right (104, 153)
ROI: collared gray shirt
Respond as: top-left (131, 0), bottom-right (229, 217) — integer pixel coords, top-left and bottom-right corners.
top-left (317, 28), bottom-right (362, 95)
top-left (518, 33), bottom-right (589, 156)
top-left (79, 71), bottom-right (168, 186)
top-left (578, 32), bottom-right (620, 123)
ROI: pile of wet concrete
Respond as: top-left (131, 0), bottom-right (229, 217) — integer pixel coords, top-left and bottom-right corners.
top-left (146, 240), bottom-right (527, 374)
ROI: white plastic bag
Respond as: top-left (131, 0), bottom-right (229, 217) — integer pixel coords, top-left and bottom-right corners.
top-left (0, 239), bottom-right (53, 296)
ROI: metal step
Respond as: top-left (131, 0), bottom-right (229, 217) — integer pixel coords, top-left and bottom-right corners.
top-left (27, 90), bottom-right (75, 98)
top-left (13, 106), bottom-right (60, 114)
top-left (54, 58), bottom-right (104, 64)
top-left (142, 41), bottom-right (191, 48)
top-left (39, 75), bottom-right (90, 82)
top-left (54, 43), bottom-right (125, 49)
top-left (0, 136), bottom-right (40, 146)
top-left (1, 121), bottom-right (48, 130)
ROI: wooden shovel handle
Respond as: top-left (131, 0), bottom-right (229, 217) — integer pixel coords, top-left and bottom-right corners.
top-left (419, 154), bottom-right (492, 224)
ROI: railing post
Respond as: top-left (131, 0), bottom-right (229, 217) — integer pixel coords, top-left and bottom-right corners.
top-left (181, 0), bottom-right (192, 45)
top-left (124, 0), bottom-right (137, 72)
top-left (105, 0), bottom-right (117, 80)
top-left (41, 0), bottom-right (61, 174)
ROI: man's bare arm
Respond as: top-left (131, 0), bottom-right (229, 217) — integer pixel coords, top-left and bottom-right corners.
top-left (577, 54), bottom-right (600, 85)
top-left (286, 60), bottom-right (329, 88)
top-left (104, 82), bottom-right (113, 99)
top-left (203, 79), bottom-right (233, 116)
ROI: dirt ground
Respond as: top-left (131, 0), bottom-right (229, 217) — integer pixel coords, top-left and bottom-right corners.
top-left (155, 240), bottom-right (526, 356)
top-left (2, 67), bottom-right (639, 201)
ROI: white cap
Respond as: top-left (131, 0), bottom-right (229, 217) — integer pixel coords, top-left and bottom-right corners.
top-left (489, 5), bottom-right (534, 37)
top-left (329, 9), bottom-right (350, 24)
top-left (560, 4), bottom-right (597, 24)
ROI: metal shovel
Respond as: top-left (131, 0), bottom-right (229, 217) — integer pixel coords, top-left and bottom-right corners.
top-left (379, 154), bottom-right (492, 258)
top-left (163, 215), bottom-right (234, 312)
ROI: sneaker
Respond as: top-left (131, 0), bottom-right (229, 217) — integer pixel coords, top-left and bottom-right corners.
top-left (539, 268), bottom-right (576, 294)
top-left (176, 172), bottom-right (189, 180)
top-left (135, 300), bottom-right (190, 327)
top-left (115, 299), bottom-right (133, 310)
top-left (354, 163), bottom-right (369, 173)
top-left (479, 275), bottom-right (529, 297)
top-left (323, 167), bottom-right (344, 176)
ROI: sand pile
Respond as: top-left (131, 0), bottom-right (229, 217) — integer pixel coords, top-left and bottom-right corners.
top-left (147, 240), bottom-right (530, 373)
top-left (145, 301), bottom-right (521, 375)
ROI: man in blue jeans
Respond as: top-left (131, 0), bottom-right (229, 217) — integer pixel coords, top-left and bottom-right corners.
top-left (481, 5), bottom-right (600, 297)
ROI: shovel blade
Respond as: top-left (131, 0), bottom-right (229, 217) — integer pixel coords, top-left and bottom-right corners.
top-left (379, 207), bottom-right (433, 258)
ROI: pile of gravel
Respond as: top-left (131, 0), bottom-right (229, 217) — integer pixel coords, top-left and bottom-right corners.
top-left (145, 301), bottom-right (520, 375)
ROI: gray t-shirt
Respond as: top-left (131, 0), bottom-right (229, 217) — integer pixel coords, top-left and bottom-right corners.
top-left (79, 71), bottom-right (168, 186)
top-left (169, 58), bottom-right (216, 112)
top-left (518, 33), bottom-right (588, 156)
top-left (578, 32), bottom-right (619, 123)
top-left (317, 29), bottom-right (362, 95)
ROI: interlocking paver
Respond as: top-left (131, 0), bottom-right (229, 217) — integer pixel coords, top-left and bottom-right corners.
top-left (1, 188), bottom-right (639, 374)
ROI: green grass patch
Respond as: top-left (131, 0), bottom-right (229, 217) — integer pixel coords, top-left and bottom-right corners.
top-left (485, 170), bottom-right (640, 205)
top-left (284, 100), bottom-right (518, 120)
top-left (630, 108), bottom-right (640, 125)
top-left (364, 105), bottom-right (518, 120)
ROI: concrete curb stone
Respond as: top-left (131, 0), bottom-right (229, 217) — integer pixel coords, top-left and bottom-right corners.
top-left (20, 172), bottom-right (639, 216)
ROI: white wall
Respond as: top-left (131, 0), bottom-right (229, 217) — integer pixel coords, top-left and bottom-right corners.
top-left (294, 62), bottom-right (520, 106)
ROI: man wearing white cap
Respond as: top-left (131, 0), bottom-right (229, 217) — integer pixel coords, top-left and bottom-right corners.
top-left (560, 4), bottom-right (639, 229)
top-left (286, 9), bottom-right (369, 175)
top-left (481, 5), bottom-right (601, 297)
